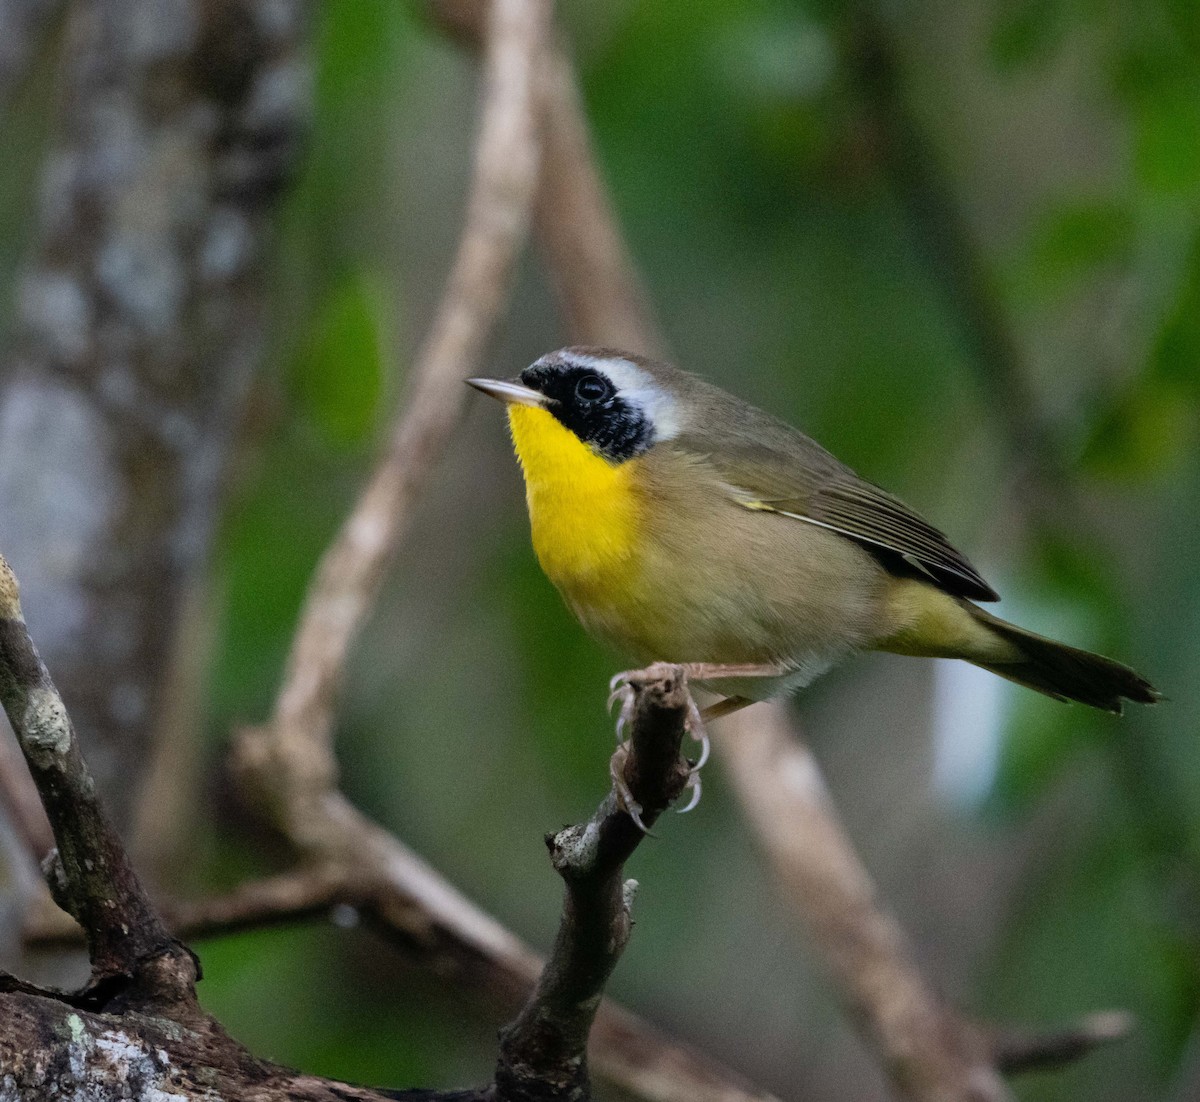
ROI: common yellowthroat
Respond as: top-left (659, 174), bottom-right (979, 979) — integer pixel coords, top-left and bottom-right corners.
top-left (469, 347), bottom-right (1158, 725)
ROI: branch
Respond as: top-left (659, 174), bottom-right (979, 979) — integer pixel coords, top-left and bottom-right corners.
top-left (2, 675), bottom-right (696, 1102)
top-left (0, 552), bottom-right (749, 1100)
top-left (531, 40), bottom-right (666, 357)
top-left (0, 556), bottom-right (194, 1004)
top-left (714, 702), bottom-right (1131, 1100)
top-left (495, 668), bottom-right (691, 1100)
top-left (0, 721), bottom-right (53, 861)
top-left (247, 0), bottom-right (546, 808)
top-left (0, 986), bottom-right (487, 1101)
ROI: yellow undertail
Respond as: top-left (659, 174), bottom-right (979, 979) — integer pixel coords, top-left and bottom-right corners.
top-left (878, 580), bottom-right (1158, 713)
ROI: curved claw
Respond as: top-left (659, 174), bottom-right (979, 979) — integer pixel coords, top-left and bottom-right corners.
top-left (607, 686), bottom-right (625, 714)
top-left (609, 671), bottom-right (631, 693)
top-left (690, 731), bottom-right (711, 771)
top-left (627, 801), bottom-right (655, 836)
top-left (677, 773), bottom-right (703, 814)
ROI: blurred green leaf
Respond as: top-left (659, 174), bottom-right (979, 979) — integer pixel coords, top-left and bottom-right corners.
top-left (1081, 382), bottom-right (1195, 480)
top-left (989, 0), bottom-right (1069, 72)
top-left (1133, 85), bottom-right (1200, 195)
top-left (1149, 229), bottom-right (1200, 389)
top-left (289, 272), bottom-right (388, 447)
top-left (1028, 200), bottom-right (1135, 297)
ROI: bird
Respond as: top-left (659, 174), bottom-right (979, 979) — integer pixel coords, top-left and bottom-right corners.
top-left (468, 347), bottom-right (1158, 811)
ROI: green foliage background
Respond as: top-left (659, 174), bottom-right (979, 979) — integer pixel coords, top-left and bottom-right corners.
top-left (29, 1), bottom-right (1200, 1099)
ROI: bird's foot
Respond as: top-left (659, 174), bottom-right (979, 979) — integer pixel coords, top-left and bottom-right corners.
top-left (607, 663), bottom-right (719, 820)
top-left (609, 742), bottom-right (653, 835)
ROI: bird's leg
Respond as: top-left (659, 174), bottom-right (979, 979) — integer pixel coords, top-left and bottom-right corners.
top-left (607, 662), bottom-right (783, 822)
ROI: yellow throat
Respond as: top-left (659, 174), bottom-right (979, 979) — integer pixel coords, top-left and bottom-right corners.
top-left (505, 404), bottom-right (642, 600)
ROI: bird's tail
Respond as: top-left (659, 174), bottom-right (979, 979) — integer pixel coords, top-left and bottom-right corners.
top-left (965, 604), bottom-right (1159, 714)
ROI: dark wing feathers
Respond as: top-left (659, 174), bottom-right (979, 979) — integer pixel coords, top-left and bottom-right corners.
top-left (671, 399), bottom-right (999, 602)
top-left (767, 480), bottom-right (999, 602)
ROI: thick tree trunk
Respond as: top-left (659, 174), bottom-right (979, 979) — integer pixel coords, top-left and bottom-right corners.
top-left (0, 0), bottom-right (311, 829)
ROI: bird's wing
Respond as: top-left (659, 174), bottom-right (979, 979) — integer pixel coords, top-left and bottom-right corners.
top-left (674, 424), bottom-right (999, 603)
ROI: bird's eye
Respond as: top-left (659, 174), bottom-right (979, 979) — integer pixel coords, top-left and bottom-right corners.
top-left (575, 373), bottom-right (609, 403)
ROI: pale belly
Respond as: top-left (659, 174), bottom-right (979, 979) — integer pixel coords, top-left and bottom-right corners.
top-left (545, 497), bottom-right (889, 700)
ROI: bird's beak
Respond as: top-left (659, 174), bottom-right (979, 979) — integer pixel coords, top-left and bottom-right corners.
top-left (466, 377), bottom-right (549, 408)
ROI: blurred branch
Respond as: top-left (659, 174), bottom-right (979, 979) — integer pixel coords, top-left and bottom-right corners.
top-left (431, 0), bottom-right (666, 355)
top-left (0, 555), bottom-right (194, 1003)
top-left (0, 725), bottom-right (52, 862)
top-left (532, 39), bottom-right (666, 357)
top-left (716, 704), bottom-right (1007, 1100)
top-left (716, 703), bottom-right (1131, 1100)
top-left (847, 8), bottom-right (1071, 518)
top-left (244, 0), bottom-right (547, 827)
top-left (0, 0), bottom-right (61, 113)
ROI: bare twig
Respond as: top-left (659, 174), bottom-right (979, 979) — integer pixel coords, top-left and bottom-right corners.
top-left (0, 556), bottom-right (193, 1003)
top-left (2, 673), bottom-right (709, 1102)
top-left (496, 668), bottom-right (691, 1101)
top-left (248, 0), bottom-right (546, 807)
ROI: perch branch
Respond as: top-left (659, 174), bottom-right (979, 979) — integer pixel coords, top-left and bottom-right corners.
top-left (2, 676), bottom-right (698, 1102)
top-left (495, 668), bottom-right (691, 1100)
top-left (0, 555), bottom-right (193, 1003)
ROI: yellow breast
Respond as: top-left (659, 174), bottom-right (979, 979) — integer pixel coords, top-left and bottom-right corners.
top-left (506, 405), bottom-right (642, 606)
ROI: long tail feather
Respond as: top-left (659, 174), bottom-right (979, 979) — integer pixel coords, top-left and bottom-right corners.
top-left (967, 606), bottom-right (1159, 714)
